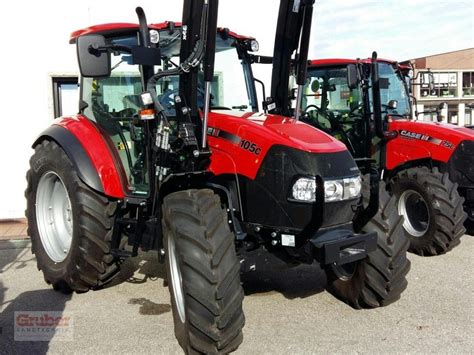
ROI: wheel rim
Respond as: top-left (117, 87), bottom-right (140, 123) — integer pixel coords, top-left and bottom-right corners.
top-left (398, 189), bottom-right (430, 237)
top-left (168, 234), bottom-right (186, 323)
top-left (331, 261), bottom-right (357, 281)
top-left (35, 171), bottom-right (73, 263)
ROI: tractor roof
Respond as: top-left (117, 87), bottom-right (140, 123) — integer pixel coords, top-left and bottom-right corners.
top-left (70, 22), bottom-right (254, 44)
top-left (309, 58), bottom-right (410, 70)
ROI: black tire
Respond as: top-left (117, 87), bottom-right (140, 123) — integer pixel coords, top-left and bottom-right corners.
top-left (25, 140), bottom-right (120, 293)
top-left (162, 189), bottom-right (245, 354)
top-left (326, 181), bottom-right (411, 308)
top-left (391, 167), bottom-right (466, 256)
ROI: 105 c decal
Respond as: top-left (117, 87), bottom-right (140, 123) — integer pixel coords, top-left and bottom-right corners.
top-left (239, 139), bottom-right (261, 155)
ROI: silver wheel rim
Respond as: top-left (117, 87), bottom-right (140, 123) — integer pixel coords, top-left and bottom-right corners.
top-left (168, 234), bottom-right (185, 323)
top-left (398, 190), bottom-right (430, 237)
top-left (35, 171), bottom-right (73, 263)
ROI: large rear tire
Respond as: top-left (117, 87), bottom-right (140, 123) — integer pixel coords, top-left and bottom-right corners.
top-left (163, 189), bottom-right (244, 354)
top-left (391, 167), bottom-right (466, 256)
top-left (25, 140), bottom-right (120, 293)
top-left (326, 181), bottom-right (410, 308)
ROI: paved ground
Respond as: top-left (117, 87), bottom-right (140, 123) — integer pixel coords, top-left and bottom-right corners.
top-left (0, 220), bottom-right (27, 241)
top-left (0, 236), bottom-right (472, 354)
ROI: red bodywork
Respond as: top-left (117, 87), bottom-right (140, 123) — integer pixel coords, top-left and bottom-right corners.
top-left (386, 120), bottom-right (474, 170)
top-left (309, 58), bottom-right (411, 71)
top-left (54, 112), bottom-right (345, 198)
top-left (53, 115), bottom-right (125, 198)
top-left (207, 111), bottom-right (345, 180)
top-left (69, 22), bottom-right (254, 43)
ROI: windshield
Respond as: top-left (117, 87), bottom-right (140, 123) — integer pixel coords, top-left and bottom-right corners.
top-left (302, 66), bottom-right (364, 132)
top-left (375, 62), bottom-right (411, 117)
top-left (81, 28), bottom-right (255, 195)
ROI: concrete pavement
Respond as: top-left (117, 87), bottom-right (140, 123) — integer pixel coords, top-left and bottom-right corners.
top-left (0, 237), bottom-right (473, 354)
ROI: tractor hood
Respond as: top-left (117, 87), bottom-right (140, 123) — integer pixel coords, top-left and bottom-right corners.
top-left (207, 111), bottom-right (352, 180)
top-left (209, 111), bottom-right (346, 153)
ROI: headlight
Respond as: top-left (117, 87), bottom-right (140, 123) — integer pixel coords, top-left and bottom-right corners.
top-left (324, 180), bottom-right (344, 202)
top-left (324, 176), bottom-right (361, 202)
top-left (149, 29), bottom-right (160, 44)
top-left (291, 175), bottom-right (361, 203)
top-left (344, 176), bottom-right (362, 199)
top-left (292, 177), bottom-right (316, 202)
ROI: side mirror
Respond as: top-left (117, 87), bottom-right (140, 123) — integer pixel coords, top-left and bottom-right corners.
top-left (77, 35), bottom-right (111, 78)
top-left (347, 64), bottom-right (358, 89)
top-left (388, 100), bottom-right (398, 109)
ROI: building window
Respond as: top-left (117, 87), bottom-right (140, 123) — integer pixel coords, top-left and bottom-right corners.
top-left (421, 72), bottom-right (457, 98)
top-left (420, 72), bottom-right (433, 97)
top-left (52, 77), bottom-right (79, 118)
top-left (465, 107), bottom-right (472, 126)
top-left (448, 104), bottom-right (458, 124)
top-left (462, 72), bottom-right (474, 97)
top-left (422, 106), bottom-right (437, 121)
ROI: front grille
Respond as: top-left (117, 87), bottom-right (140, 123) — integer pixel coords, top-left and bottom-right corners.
top-left (242, 145), bottom-right (359, 231)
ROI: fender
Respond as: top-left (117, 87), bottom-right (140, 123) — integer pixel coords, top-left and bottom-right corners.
top-left (33, 115), bottom-right (125, 198)
top-left (386, 140), bottom-right (432, 171)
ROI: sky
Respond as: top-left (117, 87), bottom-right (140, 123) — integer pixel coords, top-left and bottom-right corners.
top-left (309, 0), bottom-right (474, 61)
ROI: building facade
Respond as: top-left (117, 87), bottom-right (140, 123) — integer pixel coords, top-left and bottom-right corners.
top-left (405, 48), bottom-right (474, 126)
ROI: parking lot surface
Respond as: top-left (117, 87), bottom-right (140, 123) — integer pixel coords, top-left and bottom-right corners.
top-left (0, 237), bottom-right (473, 354)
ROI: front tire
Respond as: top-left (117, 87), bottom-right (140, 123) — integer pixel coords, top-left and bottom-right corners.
top-left (163, 189), bottom-right (244, 354)
top-left (391, 167), bottom-right (466, 256)
top-left (326, 181), bottom-right (410, 308)
top-left (25, 140), bottom-right (120, 293)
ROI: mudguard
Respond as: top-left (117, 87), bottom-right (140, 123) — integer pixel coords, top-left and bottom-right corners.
top-left (33, 115), bottom-right (125, 198)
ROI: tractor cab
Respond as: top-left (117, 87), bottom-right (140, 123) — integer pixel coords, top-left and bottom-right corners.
top-left (70, 22), bottom-right (259, 196)
top-left (300, 58), bottom-right (412, 161)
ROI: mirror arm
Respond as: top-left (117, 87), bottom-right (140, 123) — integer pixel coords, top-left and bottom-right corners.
top-left (88, 44), bottom-right (132, 55)
top-left (254, 77), bottom-right (267, 113)
top-left (409, 94), bottom-right (419, 118)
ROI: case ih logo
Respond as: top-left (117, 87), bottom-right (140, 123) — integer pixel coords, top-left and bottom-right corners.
top-left (14, 312), bottom-right (73, 341)
top-left (399, 130), bottom-right (454, 150)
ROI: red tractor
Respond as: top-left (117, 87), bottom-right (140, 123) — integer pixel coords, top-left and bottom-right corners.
top-left (25, 1), bottom-right (409, 352)
top-left (294, 55), bottom-right (473, 256)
